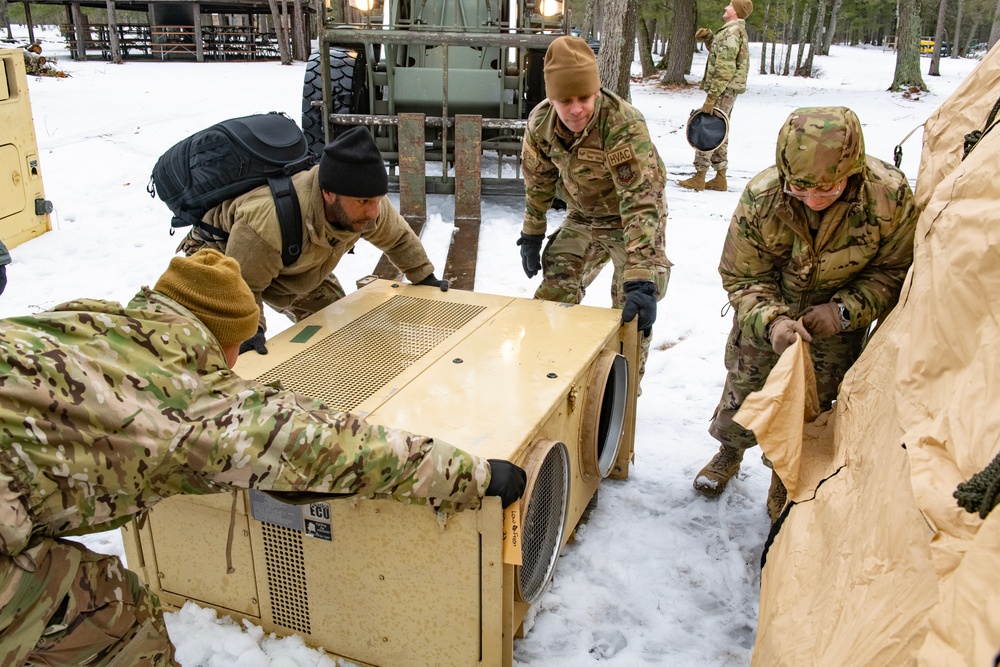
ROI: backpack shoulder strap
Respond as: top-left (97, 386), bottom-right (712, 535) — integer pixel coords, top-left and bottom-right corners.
top-left (267, 176), bottom-right (303, 267)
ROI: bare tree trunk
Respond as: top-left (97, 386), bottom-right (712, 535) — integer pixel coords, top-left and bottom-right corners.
top-left (268, 0), bottom-right (292, 64)
top-left (822, 0), bottom-right (843, 54)
top-left (638, 19), bottom-right (656, 77)
top-left (660, 0), bottom-right (697, 85)
top-left (105, 0), bottom-right (121, 63)
top-left (952, 0), bottom-right (963, 57)
top-left (963, 14), bottom-right (981, 56)
top-left (770, 23), bottom-right (778, 73)
top-left (581, 0), bottom-right (597, 40)
top-left (794, 2), bottom-right (810, 73)
top-left (759, 2), bottom-right (771, 74)
top-left (929, 0), bottom-right (948, 75)
top-left (890, 0), bottom-right (927, 91)
top-left (293, 0), bottom-right (307, 61)
top-left (782, 0), bottom-right (797, 75)
top-left (990, 0), bottom-right (1000, 49)
top-left (0, 0), bottom-right (11, 40)
top-left (801, 0), bottom-right (826, 76)
top-left (597, 0), bottom-right (637, 99)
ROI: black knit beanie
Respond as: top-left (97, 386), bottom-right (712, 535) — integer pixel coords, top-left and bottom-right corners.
top-left (318, 126), bottom-right (388, 198)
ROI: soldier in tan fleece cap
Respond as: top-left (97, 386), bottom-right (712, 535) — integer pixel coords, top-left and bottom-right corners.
top-left (518, 35), bottom-right (671, 387)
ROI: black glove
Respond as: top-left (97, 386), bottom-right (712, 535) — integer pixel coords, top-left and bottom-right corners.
top-left (0, 265), bottom-right (7, 296)
top-left (621, 280), bottom-right (658, 336)
top-left (417, 273), bottom-right (450, 291)
top-left (239, 327), bottom-right (268, 355)
top-left (516, 232), bottom-right (545, 279)
top-left (485, 459), bottom-right (527, 508)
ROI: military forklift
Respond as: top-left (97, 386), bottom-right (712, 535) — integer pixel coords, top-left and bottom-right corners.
top-left (303, 0), bottom-right (572, 288)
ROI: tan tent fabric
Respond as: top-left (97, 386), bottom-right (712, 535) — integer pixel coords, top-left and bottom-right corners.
top-left (734, 337), bottom-right (826, 502)
top-left (750, 44), bottom-right (1000, 667)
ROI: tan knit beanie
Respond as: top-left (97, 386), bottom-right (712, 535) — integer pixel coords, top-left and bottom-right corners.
top-left (154, 249), bottom-right (259, 347)
top-left (732, 0), bottom-right (753, 19)
top-left (543, 36), bottom-right (601, 100)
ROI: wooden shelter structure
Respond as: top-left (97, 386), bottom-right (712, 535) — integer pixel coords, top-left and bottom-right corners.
top-left (18, 0), bottom-right (317, 62)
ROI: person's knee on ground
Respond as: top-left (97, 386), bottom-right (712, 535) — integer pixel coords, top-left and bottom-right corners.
top-left (3, 540), bottom-right (176, 667)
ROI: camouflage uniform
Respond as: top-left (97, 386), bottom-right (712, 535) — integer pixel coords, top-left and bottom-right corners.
top-left (0, 289), bottom-right (490, 665)
top-left (177, 165), bottom-right (435, 332)
top-left (710, 108), bottom-right (918, 451)
top-left (694, 18), bottom-right (750, 172)
top-left (522, 89), bottom-right (671, 372)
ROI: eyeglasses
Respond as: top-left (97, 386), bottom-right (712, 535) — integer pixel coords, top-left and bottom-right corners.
top-left (783, 181), bottom-right (844, 200)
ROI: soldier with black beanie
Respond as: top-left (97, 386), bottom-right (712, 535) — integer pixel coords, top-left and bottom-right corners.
top-left (176, 126), bottom-right (448, 355)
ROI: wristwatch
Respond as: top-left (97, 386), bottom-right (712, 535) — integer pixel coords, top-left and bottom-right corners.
top-left (837, 302), bottom-right (850, 331)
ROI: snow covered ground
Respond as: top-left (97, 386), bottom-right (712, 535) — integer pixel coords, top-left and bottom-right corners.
top-left (1, 26), bottom-right (980, 666)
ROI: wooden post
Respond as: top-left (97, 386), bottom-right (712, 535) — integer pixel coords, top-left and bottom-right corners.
top-left (23, 2), bottom-right (35, 44)
top-left (71, 2), bottom-right (87, 61)
top-left (193, 3), bottom-right (204, 62)
top-left (105, 0), bottom-right (121, 63)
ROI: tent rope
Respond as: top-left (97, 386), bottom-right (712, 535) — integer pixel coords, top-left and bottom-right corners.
top-left (962, 93), bottom-right (1000, 161)
top-left (954, 451), bottom-right (1000, 519)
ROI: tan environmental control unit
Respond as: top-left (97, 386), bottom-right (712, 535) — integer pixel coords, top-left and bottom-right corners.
top-left (0, 48), bottom-right (52, 248)
top-left (122, 279), bottom-right (639, 666)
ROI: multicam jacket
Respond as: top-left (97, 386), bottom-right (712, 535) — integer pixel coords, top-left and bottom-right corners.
top-left (182, 166), bottom-right (434, 331)
top-left (719, 157), bottom-right (917, 345)
top-left (701, 19), bottom-right (750, 98)
top-left (522, 89), bottom-right (668, 284)
top-left (0, 290), bottom-right (489, 561)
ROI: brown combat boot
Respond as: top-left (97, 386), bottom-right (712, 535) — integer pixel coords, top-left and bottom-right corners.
top-left (705, 169), bottom-right (727, 192)
top-left (678, 170), bottom-right (707, 191)
top-left (693, 444), bottom-right (744, 497)
top-left (767, 471), bottom-right (788, 523)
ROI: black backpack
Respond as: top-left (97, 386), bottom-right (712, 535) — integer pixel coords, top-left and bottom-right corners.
top-left (147, 112), bottom-right (316, 267)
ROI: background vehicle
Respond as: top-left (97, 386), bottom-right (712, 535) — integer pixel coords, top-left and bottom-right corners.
top-left (303, 0), bottom-right (571, 198)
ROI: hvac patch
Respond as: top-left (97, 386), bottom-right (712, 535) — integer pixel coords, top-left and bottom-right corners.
top-left (608, 144), bottom-right (638, 187)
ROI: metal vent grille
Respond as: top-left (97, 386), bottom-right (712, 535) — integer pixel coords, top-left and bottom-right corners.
top-left (256, 296), bottom-right (486, 411)
top-left (262, 522), bottom-right (311, 634)
top-left (517, 442), bottom-right (570, 604)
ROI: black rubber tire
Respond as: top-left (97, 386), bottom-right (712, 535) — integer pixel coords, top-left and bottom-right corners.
top-left (301, 48), bottom-right (369, 156)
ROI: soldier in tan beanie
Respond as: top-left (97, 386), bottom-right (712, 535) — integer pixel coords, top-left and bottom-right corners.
top-left (519, 35), bottom-right (671, 386)
top-left (0, 251), bottom-right (525, 666)
top-left (680, 1), bottom-right (753, 192)
top-left (154, 248), bottom-right (259, 366)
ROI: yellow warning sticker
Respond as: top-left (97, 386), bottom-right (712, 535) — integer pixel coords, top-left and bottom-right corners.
top-left (503, 506), bottom-right (522, 565)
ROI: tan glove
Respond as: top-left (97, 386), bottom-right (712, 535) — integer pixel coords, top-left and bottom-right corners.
top-left (701, 95), bottom-right (718, 115)
top-left (695, 28), bottom-right (713, 43)
top-left (799, 302), bottom-right (845, 339)
top-left (768, 316), bottom-right (812, 355)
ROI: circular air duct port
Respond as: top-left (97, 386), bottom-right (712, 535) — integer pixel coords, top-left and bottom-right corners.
top-left (580, 351), bottom-right (629, 479)
top-left (516, 440), bottom-right (570, 604)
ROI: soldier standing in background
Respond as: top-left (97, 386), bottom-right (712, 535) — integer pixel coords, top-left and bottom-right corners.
top-left (678, 0), bottom-right (754, 193)
top-left (0, 249), bottom-right (525, 666)
top-left (695, 107), bottom-right (918, 521)
top-left (517, 35), bottom-right (671, 379)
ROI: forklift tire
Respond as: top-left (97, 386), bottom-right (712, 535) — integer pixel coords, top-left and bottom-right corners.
top-left (301, 48), bottom-right (369, 157)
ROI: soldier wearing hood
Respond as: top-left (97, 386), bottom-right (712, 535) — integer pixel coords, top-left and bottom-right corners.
top-left (693, 107), bottom-right (918, 520)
